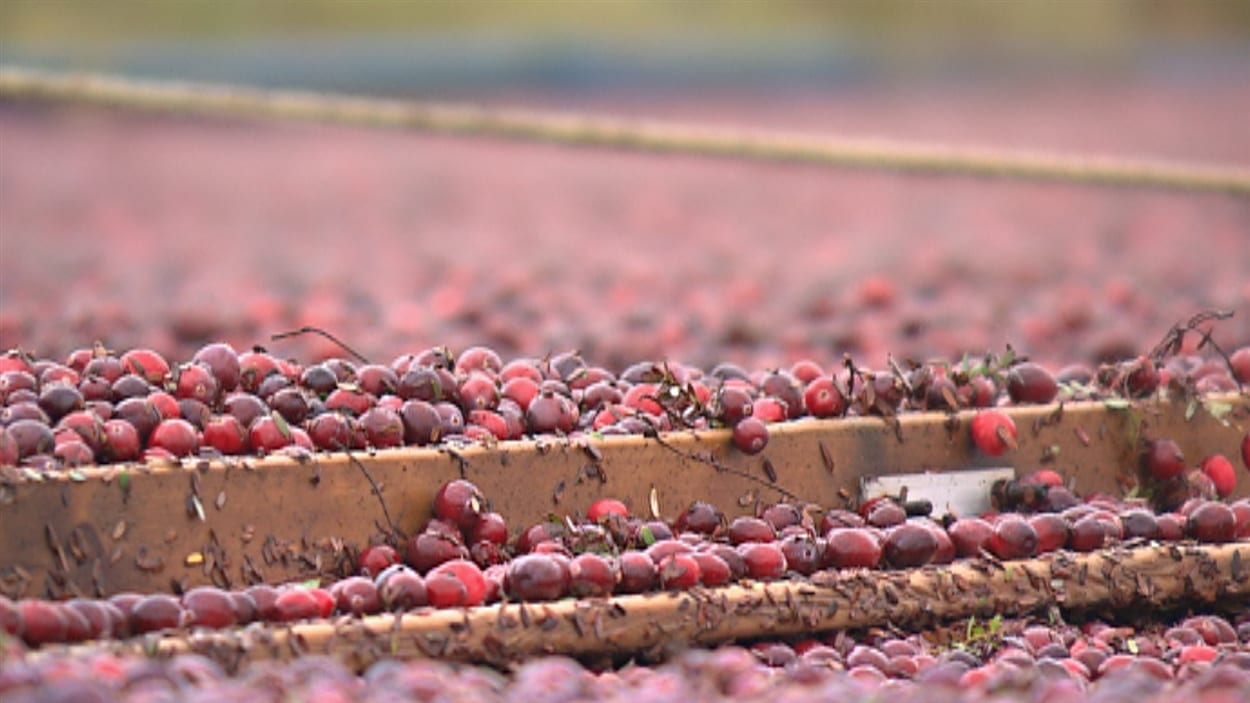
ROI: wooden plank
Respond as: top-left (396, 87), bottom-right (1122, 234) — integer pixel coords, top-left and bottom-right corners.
top-left (57, 542), bottom-right (1250, 671)
top-left (1, 393), bottom-right (1245, 598)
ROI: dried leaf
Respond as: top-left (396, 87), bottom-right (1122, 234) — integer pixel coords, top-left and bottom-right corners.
top-left (1103, 398), bottom-right (1130, 410)
top-left (649, 485), bottom-right (661, 519)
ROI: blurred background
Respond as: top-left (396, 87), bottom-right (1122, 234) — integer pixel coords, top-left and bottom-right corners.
top-left (1, 0), bottom-right (1248, 370)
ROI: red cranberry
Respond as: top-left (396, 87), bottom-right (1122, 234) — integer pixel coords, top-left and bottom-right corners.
top-left (715, 386), bottom-right (754, 426)
top-left (455, 346), bottom-right (502, 376)
top-left (587, 498), bottom-right (629, 523)
top-left (130, 594), bottom-right (188, 633)
top-left (732, 416), bottom-right (770, 455)
top-left (358, 544), bottom-right (402, 577)
top-left (1199, 454), bottom-right (1236, 498)
top-left (824, 528), bottom-right (882, 569)
top-left (202, 414), bottom-right (249, 455)
top-left (986, 516), bottom-right (1038, 560)
top-left (728, 516), bottom-right (776, 545)
top-left (434, 479), bottom-right (485, 532)
top-left (406, 531), bottom-right (469, 573)
top-left (120, 349), bottom-right (169, 385)
top-left (192, 343), bottom-right (240, 392)
top-left (1028, 513), bottom-right (1069, 553)
top-left (428, 559), bottom-right (487, 606)
top-left (18, 600), bottom-right (69, 646)
top-left (883, 522), bottom-right (939, 568)
top-left (182, 587), bottom-right (237, 629)
top-left (377, 566), bottom-right (427, 610)
top-left (1142, 438), bottom-right (1186, 481)
top-left (658, 553), bottom-right (701, 590)
top-left (803, 376), bottom-right (846, 418)
top-left (779, 533), bottom-right (822, 574)
top-left (616, 551), bottom-right (658, 593)
top-left (970, 410), bottom-right (1017, 456)
top-left (330, 576), bottom-right (382, 616)
top-left (1187, 502), bottom-right (1236, 543)
top-left (248, 413), bottom-right (293, 453)
top-left (675, 501), bottom-right (723, 535)
top-left (506, 553), bottom-right (571, 601)
top-left (737, 541), bottom-right (787, 580)
top-left (358, 406), bottom-right (404, 448)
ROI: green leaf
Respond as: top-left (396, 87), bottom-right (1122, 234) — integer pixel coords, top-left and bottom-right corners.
top-left (297, 578), bottom-right (321, 589)
top-left (272, 410), bottom-right (291, 440)
top-left (1003, 565), bottom-right (1014, 582)
top-left (1103, 398), bottom-right (1130, 410)
top-left (118, 470), bottom-right (130, 491)
top-left (988, 614), bottom-right (1002, 636)
top-left (639, 525), bottom-right (656, 546)
top-left (1126, 638), bottom-right (1138, 654)
top-left (68, 470), bottom-right (87, 482)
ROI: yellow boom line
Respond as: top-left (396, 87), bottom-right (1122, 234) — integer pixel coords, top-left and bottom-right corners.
top-left (2, 66), bottom-right (1248, 196)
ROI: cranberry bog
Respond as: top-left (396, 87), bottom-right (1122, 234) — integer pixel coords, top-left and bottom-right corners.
top-left (2, 71), bottom-right (1250, 702)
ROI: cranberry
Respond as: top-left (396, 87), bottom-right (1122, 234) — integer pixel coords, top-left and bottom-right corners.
top-left (324, 386), bottom-right (374, 417)
top-left (883, 522), bottom-right (938, 568)
top-left (737, 541), bottom-right (787, 580)
top-left (458, 516), bottom-right (504, 551)
top-left (406, 531), bottom-right (469, 573)
top-left (1187, 502), bottom-right (1236, 543)
top-left (727, 516), bottom-right (776, 545)
top-left (182, 587), bottom-right (237, 629)
top-left (100, 419), bottom-right (141, 462)
top-left (779, 533), bottom-right (822, 575)
top-left (358, 544), bottom-right (401, 577)
top-left (986, 516), bottom-right (1038, 560)
top-left (202, 414), bottom-right (249, 455)
top-left (120, 348), bottom-right (170, 385)
top-left (377, 566), bottom-right (427, 610)
top-left (657, 553), bottom-right (701, 590)
top-left (587, 498), bottom-right (629, 523)
top-left (732, 416), bottom-right (770, 455)
top-left (192, 342), bottom-right (240, 392)
top-left (1028, 513), bottom-right (1069, 553)
top-left (674, 501), bottom-right (723, 535)
top-left (616, 551), bottom-right (658, 593)
top-left (506, 553), bottom-right (571, 601)
top-left (1006, 363), bottom-right (1058, 404)
top-left (428, 559), bottom-right (487, 606)
top-left (970, 410), bottom-right (1017, 456)
top-left (248, 413), bottom-right (293, 453)
top-left (272, 588), bottom-right (321, 622)
top-left (947, 517), bottom-right (994, 558)
top-left (38, 384), bottom-right (84, 423)
top-left (1142, 438), bottom-right (1186, 481)
top-left (803, 376), bottom-right (846, 418)
top-left (824, 528), bottom-right (882, 569)
top-left (455, 346), bottom-right (502, 376)
top-left (307, 412), bottom-right (352, 450)
top-left (5, 419), bottom-right (54, 460)
top-left (130, 594), bottom-right (188, 633)
top-left (268, 387), bottom-right (310, 425)
top-left (358, 406), bottom-right (404, 448)
top-left (434, 479), bottom-right (485, 531)
top-left (64, 599), bottom-right (111, 640)
top-left (1068, 515), bottom-right (1110, 552)
top-left (1199, 454), bottom-right (1236, 498)
top-left (526, 390), bottom-right (573, 434)
top-left (329, 576), bottom-right (382, 616)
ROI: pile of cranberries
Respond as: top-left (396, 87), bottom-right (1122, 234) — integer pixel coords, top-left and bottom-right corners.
top-left (1, 343), bottom-right (1247, 472)
top-left (3, 475), bottom-right (1247, 650)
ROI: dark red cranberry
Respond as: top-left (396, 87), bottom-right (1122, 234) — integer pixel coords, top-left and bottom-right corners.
top-left (434, 479), bottom-right (485, 531)
top-left (471, 512), bottom-right (509, 545)
top-left (455, 346), bottom-right (502, 376)
top-left (1005, 362), bottom-right (1058, 404)
top-left (883, 522), bottom-right (938, 568)
top-left (568, 553), bottom-right (619, 597)
top-left (658, 553), bottom-right (701, 590)
top-left (223, 393), bottom-right (269, 429)
top-left (675, 501), bottom-right (723, 535)
top-left (330, 576), bottom-right (382, 616)
top-left (18, 600), bottom-right (69, 646)
top-left (406, 531), bottom-right (469, 573)
top-left (358, 406), bottom-right (404, 448)
top-left (804, 377), bottom-right (846, 418)
top-left (202, 414), bottom-right (249, 455)
top-left (1028, 513), bottom-right (1069, 553)
top-left (715, 385), bottom-right (755, 426)
top-left (1142, 438), bottom-right (1186, 481)
top-left (1187, 502), bottom-right (1236, 543)
top-left (760, 371), bottom-right (805, 419)
top-left (38, 384), bottom-right (84, 423)
top-left (191, 342), bottom-right (240, 392)
top-left (779, 533), bottom-right (822, 575)
top-left (268, 387), bottom-right (310, 425)
top-left (100, 419), bottom-right (141, 461)
top-left (377, 565), bottom-right (427, 610)
top-left (727, 516), bottom-right (776, 545)
top-left (6, 419), bottom-right (54, 459)
top-left (237, 351), bottom-right (283, 394)
top-left (506, 553), bottom-right (571, 601)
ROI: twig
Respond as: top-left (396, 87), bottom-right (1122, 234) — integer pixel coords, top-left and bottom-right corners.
top-left (271, 326), bottom-right (370, 364)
